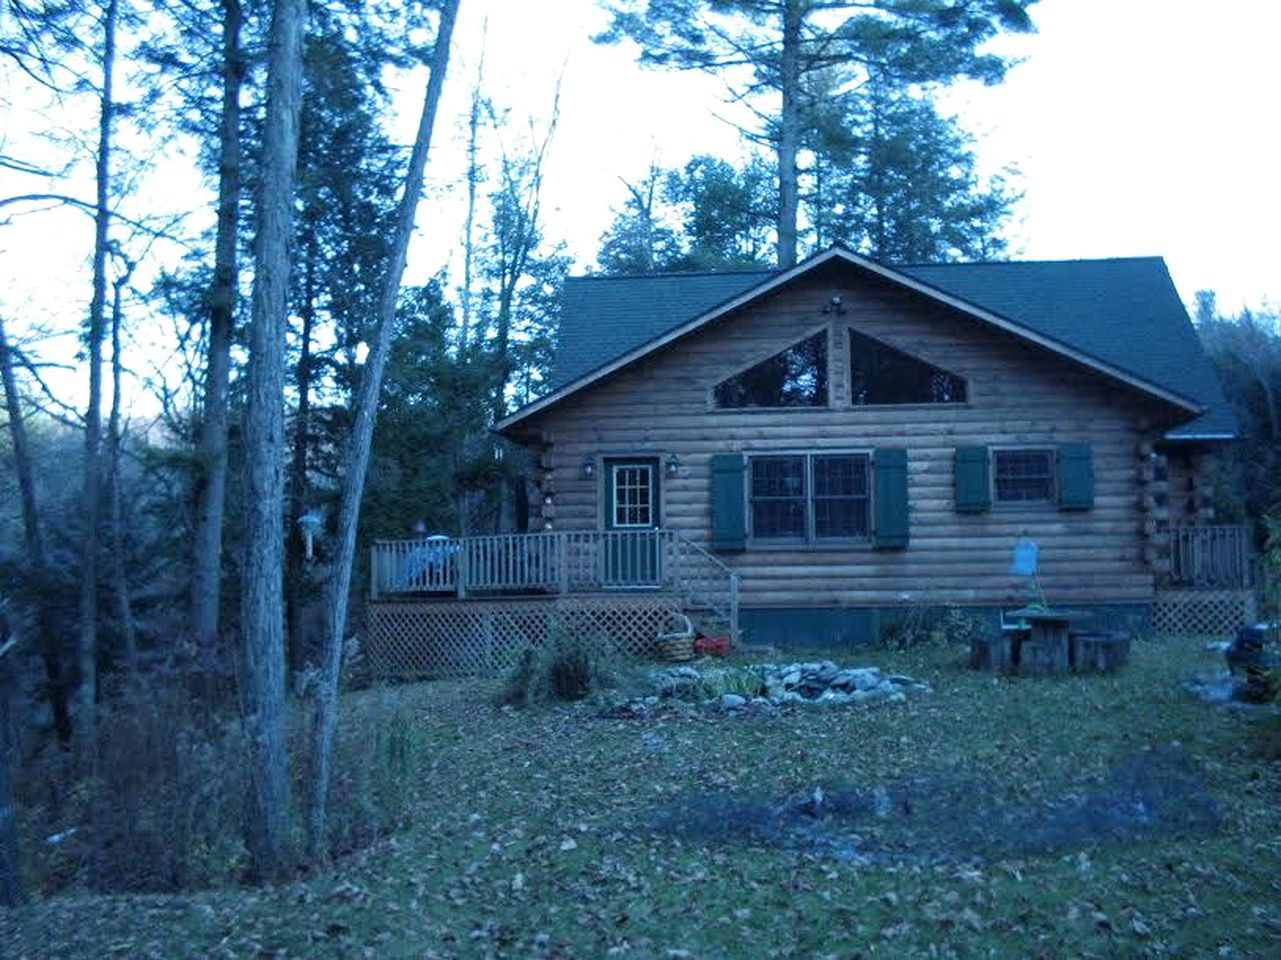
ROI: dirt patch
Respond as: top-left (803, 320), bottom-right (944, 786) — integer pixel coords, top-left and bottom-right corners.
top-left (651, 748), bottom-right (1221, 863)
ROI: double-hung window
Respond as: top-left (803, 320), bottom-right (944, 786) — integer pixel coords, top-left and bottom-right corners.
top-left (992, 448), bottom-right (1055, 504)
top-left (749, 453), bottom-right (870, 541)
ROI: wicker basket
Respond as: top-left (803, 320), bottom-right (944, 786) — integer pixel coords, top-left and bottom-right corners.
top-left (656, 613), bottom-right (696, 662)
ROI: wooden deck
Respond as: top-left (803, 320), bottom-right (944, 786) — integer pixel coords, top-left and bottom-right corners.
top-left (371, 529), bottom-right (737, 630)
top-left (366, 530), bottom-right (739, 678)
top-left (364, 524), bottom-right (1258, 677)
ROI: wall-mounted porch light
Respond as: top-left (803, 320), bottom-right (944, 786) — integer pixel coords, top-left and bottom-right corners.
top-left (580, 456), bottom-right (596, 480)
top-left (666, 453), bottom-right (681, 478)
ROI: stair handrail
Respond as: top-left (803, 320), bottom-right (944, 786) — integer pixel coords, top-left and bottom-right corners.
top-left (665, 529), bottom-right (740, 642)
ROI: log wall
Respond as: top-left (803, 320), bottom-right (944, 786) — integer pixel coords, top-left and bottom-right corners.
top-left (516, 270), bottom-right (1194, 610)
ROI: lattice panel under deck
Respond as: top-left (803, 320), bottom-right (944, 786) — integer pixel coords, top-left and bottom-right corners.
top-left (1152, 589), bottom-right (1257, 638)
top-left (366, 594), bottom-right (684, 679)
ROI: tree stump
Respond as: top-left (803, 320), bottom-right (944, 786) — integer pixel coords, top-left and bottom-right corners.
top-left (970, 634), bottom-right (1011, 672)
top-left (1073, 633), bottom-right (1130, 673)
top-left (1019, 638), bottom-right (1068, 676)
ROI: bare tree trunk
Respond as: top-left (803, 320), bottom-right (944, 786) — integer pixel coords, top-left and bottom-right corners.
top-left (285, 232), bottom-right (317, 676)
top-left (459, 49), bottom-right (484, 352)
top-left (191, 0), bottom-right (244, 645)
top-left (77, 0), bottom-right (119, 745)
top-left (868, 71), bottom-right (887, 259)
top-left (240, 0), bottom-right (306, 882)
top-left (0, 625), bottom-right (22, 908)
top-left (108, 266), bottom-right (137, 668)
top-left (487, 84), bottom-right (560, 427)
top-left (776, 0), bottom-right (801, 269)
top-left (0, 316), bottom-right (72, 745)
top-left (307, 0), bottom-right (459, 862)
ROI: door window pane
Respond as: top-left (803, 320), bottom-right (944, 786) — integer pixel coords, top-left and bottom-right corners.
top-left (612, 465), bottom-right (653, 526)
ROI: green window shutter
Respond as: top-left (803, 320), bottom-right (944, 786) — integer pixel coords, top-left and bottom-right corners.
top-left (954, 446), bottom-right (991, 513)
top-left (873, 448), bottom-right (909, 550)
top-left (1057, 443), bottom-right (1094, 511)
top-left (710, 453), bottom-right (747, 550)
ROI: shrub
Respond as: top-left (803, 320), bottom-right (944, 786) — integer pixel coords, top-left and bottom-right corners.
top-left (17, 658), bottom-right (431, 894)
top-left (19, 666), bottom-right (251, 894)
top-left (879, 603), bottom-right (987, 648)
top-left (324, 692), bottom-right (425, 856)
top-left (499, 629), bottom-right (622, 708)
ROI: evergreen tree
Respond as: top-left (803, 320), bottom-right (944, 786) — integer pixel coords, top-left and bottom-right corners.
top-left (665, 154), bottom-right (775, 270)
top-left (284, 14), bottom-right (404, 671)
top-left (596, 154), bottom-right (773, 273)
top-left (1196, 293), bottom-right (1281, 530)
top-left (817, 73), bottom-right (1017, 262)
top-left (596, 163), bottom-right (682, 274)
top-left (597, 0), bottom-right (1036, 267)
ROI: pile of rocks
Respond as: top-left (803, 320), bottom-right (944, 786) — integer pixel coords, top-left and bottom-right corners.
top-left (642, 660), bottom-right (931, 710)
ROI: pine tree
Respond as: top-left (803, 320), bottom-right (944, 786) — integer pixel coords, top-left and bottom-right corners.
top-left (597, 0), bottom-right (1036, 267)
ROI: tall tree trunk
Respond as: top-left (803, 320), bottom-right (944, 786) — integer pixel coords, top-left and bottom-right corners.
top-left (241, 0), bottom-right (306, 882)
top-left (77, 0), bottom-right (119, 745)
top-left (307, 0), bottom-right (459, 862)
top-left (487, 88), bottom-right (558, 428)
top-left (0, 316), bottom-right (72, 745)
top-left (191, 0), bottom-right (244, 646)
top-left (459, 55), bottom-right (483, 352)
top-left (776, 0), bottom-right (801, 269)
top-left (108, 267), bottom-right (137, 668)
top-left (285, 232), bottom-right (317, 676)
top-left (0, 626), bottom-right (22, 908)
top-left (869, 73), bottom-right (887, 259)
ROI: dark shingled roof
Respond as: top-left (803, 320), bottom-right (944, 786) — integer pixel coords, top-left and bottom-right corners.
top-left (541, 253), bottom-right (1234, 441)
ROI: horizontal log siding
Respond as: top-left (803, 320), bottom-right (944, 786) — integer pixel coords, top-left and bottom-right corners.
top-left (524, 273), bottom-right (1188, 609)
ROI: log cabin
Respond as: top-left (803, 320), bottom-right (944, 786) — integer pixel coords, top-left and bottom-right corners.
top-left (367, 246), bottom-right (1253, 673)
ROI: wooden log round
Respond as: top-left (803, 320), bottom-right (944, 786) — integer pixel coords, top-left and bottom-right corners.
top-left (1072, 633), bottom-right (1130, 673)
top-left (969, 634), bottom-right (1011, 673)
top-left (1019, 639), bottom-right (1058, 676)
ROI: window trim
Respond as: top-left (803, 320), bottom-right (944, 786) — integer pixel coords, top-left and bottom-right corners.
top-left (747, 449), bottom-right (873, 545)
top-left (709, 323), bottom-right (834, 412)
top-left (991, 446), bottom-right (1056, 506)
top-left (845, 325), bottom-right (969, 408)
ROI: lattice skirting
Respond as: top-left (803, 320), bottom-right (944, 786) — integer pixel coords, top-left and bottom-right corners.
top-left (365, 593), bottom-right (686, 679)
top-left (1152, 589), bottom-right (1257, 638)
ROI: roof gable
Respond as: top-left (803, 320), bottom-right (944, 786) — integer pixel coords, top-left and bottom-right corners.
top-left (501, 246), bottom-right (1234, 440)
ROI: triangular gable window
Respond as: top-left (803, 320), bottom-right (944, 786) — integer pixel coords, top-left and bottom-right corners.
top-left (714, 332), bottom-right (828, 408)
top-left (849, 329), bottom-right (966, 405)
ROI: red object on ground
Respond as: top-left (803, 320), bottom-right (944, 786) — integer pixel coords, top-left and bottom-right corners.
top-left (695, 635), bottom-right (731, 657)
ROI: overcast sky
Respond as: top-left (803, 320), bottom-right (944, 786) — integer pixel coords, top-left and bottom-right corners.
top-left (408, 0), bottom-right (1280, 310)
top-left (2, 0), bottom-right (1278, 409)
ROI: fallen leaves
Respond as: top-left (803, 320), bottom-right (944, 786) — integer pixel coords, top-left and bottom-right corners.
top-left (2, 640), bottom-right (1279, 959)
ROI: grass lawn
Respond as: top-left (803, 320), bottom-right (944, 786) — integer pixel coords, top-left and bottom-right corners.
top-left (4, 636), bottom-right (1280, 958)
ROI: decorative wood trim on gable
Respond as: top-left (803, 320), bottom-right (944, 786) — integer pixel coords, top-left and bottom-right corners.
top-left (495, 246), bottom-right (1205, 434)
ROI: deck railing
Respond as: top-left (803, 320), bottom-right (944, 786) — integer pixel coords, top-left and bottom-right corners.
top-left (371, 528), bottom-right (739, 638)
top-left (1167, 524), bottom-right (1251, 589)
